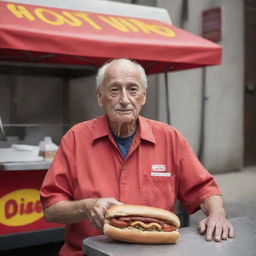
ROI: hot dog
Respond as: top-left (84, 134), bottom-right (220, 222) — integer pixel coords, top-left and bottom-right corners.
top-left (103, 204), bottom-right (180, 244)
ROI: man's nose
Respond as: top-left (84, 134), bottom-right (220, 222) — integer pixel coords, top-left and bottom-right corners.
top-left (119, 89), bottom-right (130, 105)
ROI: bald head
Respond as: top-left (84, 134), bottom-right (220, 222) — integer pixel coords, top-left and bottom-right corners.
top-left (96, 59), bottom-right (148, 90)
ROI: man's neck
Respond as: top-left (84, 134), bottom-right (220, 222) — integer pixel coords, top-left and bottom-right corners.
top-left (110, 121), bottom-right (137, 138)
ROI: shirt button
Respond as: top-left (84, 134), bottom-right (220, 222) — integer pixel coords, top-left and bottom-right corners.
top-left (121, 167), bottom-right (126, 171)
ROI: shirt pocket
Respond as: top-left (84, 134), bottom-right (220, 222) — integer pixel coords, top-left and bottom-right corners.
top-left (143, 172), bottom-right (176, 211)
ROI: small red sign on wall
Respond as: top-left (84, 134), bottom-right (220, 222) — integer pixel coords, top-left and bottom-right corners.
top-left (202, 7), bottom-right (222, 42)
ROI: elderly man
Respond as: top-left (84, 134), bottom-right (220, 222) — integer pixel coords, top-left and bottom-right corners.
top-left (40, 58), bottom-right (234, 256)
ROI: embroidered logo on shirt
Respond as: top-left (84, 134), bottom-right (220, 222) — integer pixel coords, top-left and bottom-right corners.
top-left (151, 172), bottom-right (171, 177)
top-left (151, 164), bottom-right (166, 171)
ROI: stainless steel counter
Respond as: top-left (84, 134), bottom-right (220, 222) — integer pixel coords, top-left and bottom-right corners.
top-left (83, 217), bottom-right (256, 256)
top-left (0, 160), bottom-right (51, 170)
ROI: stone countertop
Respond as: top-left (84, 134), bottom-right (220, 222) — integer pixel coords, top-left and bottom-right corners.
top-left (83, 216), bottom-right (256, 256)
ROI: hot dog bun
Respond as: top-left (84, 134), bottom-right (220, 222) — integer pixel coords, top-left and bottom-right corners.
top-left (104, 204), bottom-right (180, 244)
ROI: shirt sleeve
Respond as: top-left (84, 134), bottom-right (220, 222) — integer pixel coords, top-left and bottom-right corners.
top-left (40, 131), bottom-right (75, 209)
top-left (177, 139), bottom-right (222, 214)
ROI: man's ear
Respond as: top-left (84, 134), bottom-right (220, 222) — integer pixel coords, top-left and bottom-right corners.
top-left (142, 90), bottom-right (147, 105)
top-left (96, 89), bottom-right (103, 107)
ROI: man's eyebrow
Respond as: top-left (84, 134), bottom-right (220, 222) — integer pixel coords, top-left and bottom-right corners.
top-left (106, 80), bottom-right (141, 88)
top-left (108, 82), bottom-right (121, 87)
top-left (132, 84), bottom-right (140, 87)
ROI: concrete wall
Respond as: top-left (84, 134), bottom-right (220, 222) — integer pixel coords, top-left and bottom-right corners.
top-left (157, 0), bottom-right (244, 173)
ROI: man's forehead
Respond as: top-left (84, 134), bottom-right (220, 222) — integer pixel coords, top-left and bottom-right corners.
top-left (103, 62), bottom-right (141, 84)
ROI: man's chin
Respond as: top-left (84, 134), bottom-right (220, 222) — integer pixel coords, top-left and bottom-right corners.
top-left (111, 114), bottom-right (136, 124)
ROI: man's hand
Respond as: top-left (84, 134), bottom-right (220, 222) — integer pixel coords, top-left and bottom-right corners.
top-left (199, 195), bottom-right (235, 242)
top-left (84, 198), bottom-right (123, 229)
top-left (198, 215), bottom-right (235, 242)
top-left (43, 197), bottom-right (122, 228)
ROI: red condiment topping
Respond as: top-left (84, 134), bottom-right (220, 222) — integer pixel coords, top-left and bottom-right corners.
top-left (110, 218), bottom-right (130, 228)
top-left (162, 223), bottom-right (176, 232)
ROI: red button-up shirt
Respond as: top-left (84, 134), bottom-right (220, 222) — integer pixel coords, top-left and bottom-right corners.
top-left (40, 115), bottom-right (221, 256)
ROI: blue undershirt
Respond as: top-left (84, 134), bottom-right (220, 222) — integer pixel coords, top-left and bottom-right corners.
top-left (112, 132), bottom-right (136, 159)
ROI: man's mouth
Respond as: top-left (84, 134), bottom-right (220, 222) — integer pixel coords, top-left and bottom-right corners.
top-left (116, 109), bottom-right (133, 113)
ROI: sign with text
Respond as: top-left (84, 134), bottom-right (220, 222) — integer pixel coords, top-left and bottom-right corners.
top-left (202, 7), bottom-right (222, 42)
top-left (0, 1), bottom-right (222, 72)
top-left (0, 170), bottom-right (63, 235)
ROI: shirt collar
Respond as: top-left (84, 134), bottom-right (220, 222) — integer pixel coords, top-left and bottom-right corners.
top-left (137, 115), bottom-right (156, 144)
top-left (92, 114), bottom-right (156, 144)
top-left (92, 115), bottom-right (110, 141)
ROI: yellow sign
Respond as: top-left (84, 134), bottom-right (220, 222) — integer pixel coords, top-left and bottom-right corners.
top-left (0, 189), bottom-right (43, 226)
top-left (6, 3), bottom-right (176, 38)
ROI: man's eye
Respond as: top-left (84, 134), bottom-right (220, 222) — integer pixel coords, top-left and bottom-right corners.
top-left (110, 88), bottom-right (119, 95)
top-left (129, 87), bottom-right (139, 93)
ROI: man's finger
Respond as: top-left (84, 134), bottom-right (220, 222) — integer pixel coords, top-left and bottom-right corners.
top-left (106, 198), bottom-right (123, 208)
top-left (95, 218), bottom-right (103, 229)
top-left (95, 198), bottom-right (122, 223)
top-left (205, 221), bottom-right (215, 241)
top-left (214, 222), bottom-right (222, 242)
top-left (94, 204), bottom-right (105, 219)
top-left (221, 224), bottom-right (229, 240)
top-left (90, 217), bottom-right (102, 229)
top-left (228, 224), bottom-right (235, 238)
top-left (198, 220), bottom-right (206, 234)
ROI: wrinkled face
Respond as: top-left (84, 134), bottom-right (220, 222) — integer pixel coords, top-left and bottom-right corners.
top-left (97, 62), bottom-right (146, 126)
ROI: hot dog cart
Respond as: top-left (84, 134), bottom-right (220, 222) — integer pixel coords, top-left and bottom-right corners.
top-left (0, 0), bottom-right (222, 251)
